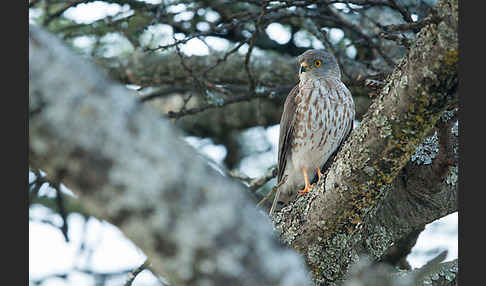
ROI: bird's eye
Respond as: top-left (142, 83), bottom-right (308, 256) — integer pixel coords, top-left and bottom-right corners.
top-left (314, 59), bottom-right (322, 67)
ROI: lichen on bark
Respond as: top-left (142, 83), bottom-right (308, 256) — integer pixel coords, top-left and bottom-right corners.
top-left (273, 0), bottom-right (458, 284)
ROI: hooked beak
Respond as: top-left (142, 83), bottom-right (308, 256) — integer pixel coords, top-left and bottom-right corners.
top-left (300, 62), bottom-right (309, 73)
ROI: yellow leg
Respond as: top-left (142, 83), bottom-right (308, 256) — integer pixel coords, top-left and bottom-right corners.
top-left (298, 167), bottom-right (312, 195)
top-left (316, 168), bottom-right (323, 181)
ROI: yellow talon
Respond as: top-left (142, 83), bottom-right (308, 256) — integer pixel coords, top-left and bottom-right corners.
top-left (298, 167), bottom-right (312, 195)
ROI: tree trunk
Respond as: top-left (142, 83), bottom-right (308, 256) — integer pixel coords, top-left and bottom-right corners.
top-left (273, 0), bottom-right (458, 284)
top-left (28, 0), bottom-right (458, 285)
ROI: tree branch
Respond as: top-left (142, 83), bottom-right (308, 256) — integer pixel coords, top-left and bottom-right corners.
top-left (273, 0), bottom-right (458, 284)
top-left (29, 24), bottom-right (311, 286)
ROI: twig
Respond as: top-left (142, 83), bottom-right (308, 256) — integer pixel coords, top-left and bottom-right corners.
top-left (31, 266), bottom-right (136, 285)
top-left (383, 15), bottom-right (442, 32)
top-left (244, 1), bottom-right (269, 93)
top-left (124, 260), bottom-right (151, 286)
top-left (145, 33), bottom-right (203, 52)
top-left (165, 86), bottom-right (289, 119)
top-left (387, 0), bottom-right (414, 23)
top-left (29, 169), bottom-right (48, 206)
top-left (52, 182), bottom-right (70, 242)
top-left (229, 166), bottom-right (278, 193)
top-left (29, 217), bottom-right (62, 229)
top-left (202, 40), bottom-right (249, 75)
top-left (227, 169), bottom-right (253, 184)
top-left (43, 0), bottom-right (91, 27)
top-left (379, 31), bottom-right (411, 49)
top-left (326, 5), bottom-right (396, 68)
top-left (249, 166), bottom-right (278, 192)
top-left (244, 33), bottom-right (257, 93)
top-left (317, 27), bottom-right (355, 81)
top-left (364, 78), bottom-right (386, 91)
top-left (138, 86), bottom-right (193, 103)
top-left (166, 93), bottom-right (256, 118)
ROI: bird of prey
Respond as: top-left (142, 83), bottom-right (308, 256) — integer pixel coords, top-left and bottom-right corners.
top-left (271, 49), bottom-right (355, 214)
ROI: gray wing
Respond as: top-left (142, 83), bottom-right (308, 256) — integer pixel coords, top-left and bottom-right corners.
top-left (277, 84), bottom-right (299, 183)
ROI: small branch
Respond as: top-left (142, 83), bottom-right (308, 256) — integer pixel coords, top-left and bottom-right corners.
top-left (31, 267), bottom-right (133, 285)
top-left (29, 217), bottom-right (62, 229)
top-left (52, 181), bottom-right (70, 242)
top-left (43, 0), bottom-right (91, 27)
top-left (202, 40), bottom-right (249, 75)
top-left (30, 24), bottom-right (311, 286)
top-left (387, 0), bottom-right (414, 23)
top-left (244, 1), bottom-right (270, 93)
top-left (317, 27), bottom-right (354, 81)
top-left (383, 15), bottom-right (442, 32)
top-left (29, 169), bottom-right (48, 206)
top-left (165, 86), bottom-right (286, 119)
top-left (138, 86), bottom-right (193, 103)
top-left (229, 165), bottom-right (278, 193)
top-left (327, 5), bottom-right (397, 68)
top-left (364, 78), bottom-right (386, 90)
top-left (248, 165), bottom-right (278, 192)
top-left (145, 34), bottom-right (203, 52)
top-left (124, 260), bottom-right (151, 286)
top-left (379, 31), bottom-right (411, 49)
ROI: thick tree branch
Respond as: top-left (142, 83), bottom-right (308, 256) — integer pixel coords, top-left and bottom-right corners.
top-left (29, 25), bottom-right (311, 286)
top-left (273, 0), bottom-right (458, 284)
top-left (342, 252), bottom-right (457, 286)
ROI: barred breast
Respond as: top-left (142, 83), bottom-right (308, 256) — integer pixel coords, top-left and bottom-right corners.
top-left (287, 77), bottom-right (354, 195)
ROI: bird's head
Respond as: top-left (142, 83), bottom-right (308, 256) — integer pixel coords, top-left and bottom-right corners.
top-left (297, 49), bottom-right (341, 82)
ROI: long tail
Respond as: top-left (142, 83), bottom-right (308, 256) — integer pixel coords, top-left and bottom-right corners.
top-left (269, 175), bottom-right (288, 216)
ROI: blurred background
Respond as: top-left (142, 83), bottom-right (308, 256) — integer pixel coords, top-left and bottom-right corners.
top-left (29, 0), bottom-right (457, 285)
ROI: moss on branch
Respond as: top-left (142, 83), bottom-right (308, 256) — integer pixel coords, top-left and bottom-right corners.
top-left (274, 0), bottom-right (458, 284)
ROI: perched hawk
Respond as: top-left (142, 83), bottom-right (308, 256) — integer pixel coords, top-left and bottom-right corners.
top-left (271, 49), bottom-right (355, 214)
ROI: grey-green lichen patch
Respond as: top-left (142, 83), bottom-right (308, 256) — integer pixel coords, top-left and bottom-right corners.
top-left (441, 262), bottom-right (458, 282)
top-left (306, 244), bottom-right (324, 265)
top-left (327, 156), bottom-right (355, 189)
top-left (274, 215), bottom-right (299, 246)
top-left (419, 259), bottom-right (457, 286)
top-left (374, 114), bottom-right (393, 138)
top-left (364, 225), bottom-right (394, 259)
top-left (311, 233), bottom-right (360, 282)
top-left (31, 25), bottom-right (312, 286)
top-left (443, 270), bottom-right (456, 281)
top-left (411, 131), bottom-right (439, 165)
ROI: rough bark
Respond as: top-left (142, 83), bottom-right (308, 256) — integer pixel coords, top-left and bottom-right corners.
top-left (29, 0), bottom-right (458, 284)
top-left (342, 253), bottom-right (457, 286)
top-left (29, 25), bottom-right (311, 286)
top-left (273, 0), bottom-right (458, 284)
top-left (368, 114), bottom-right (458, 258)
